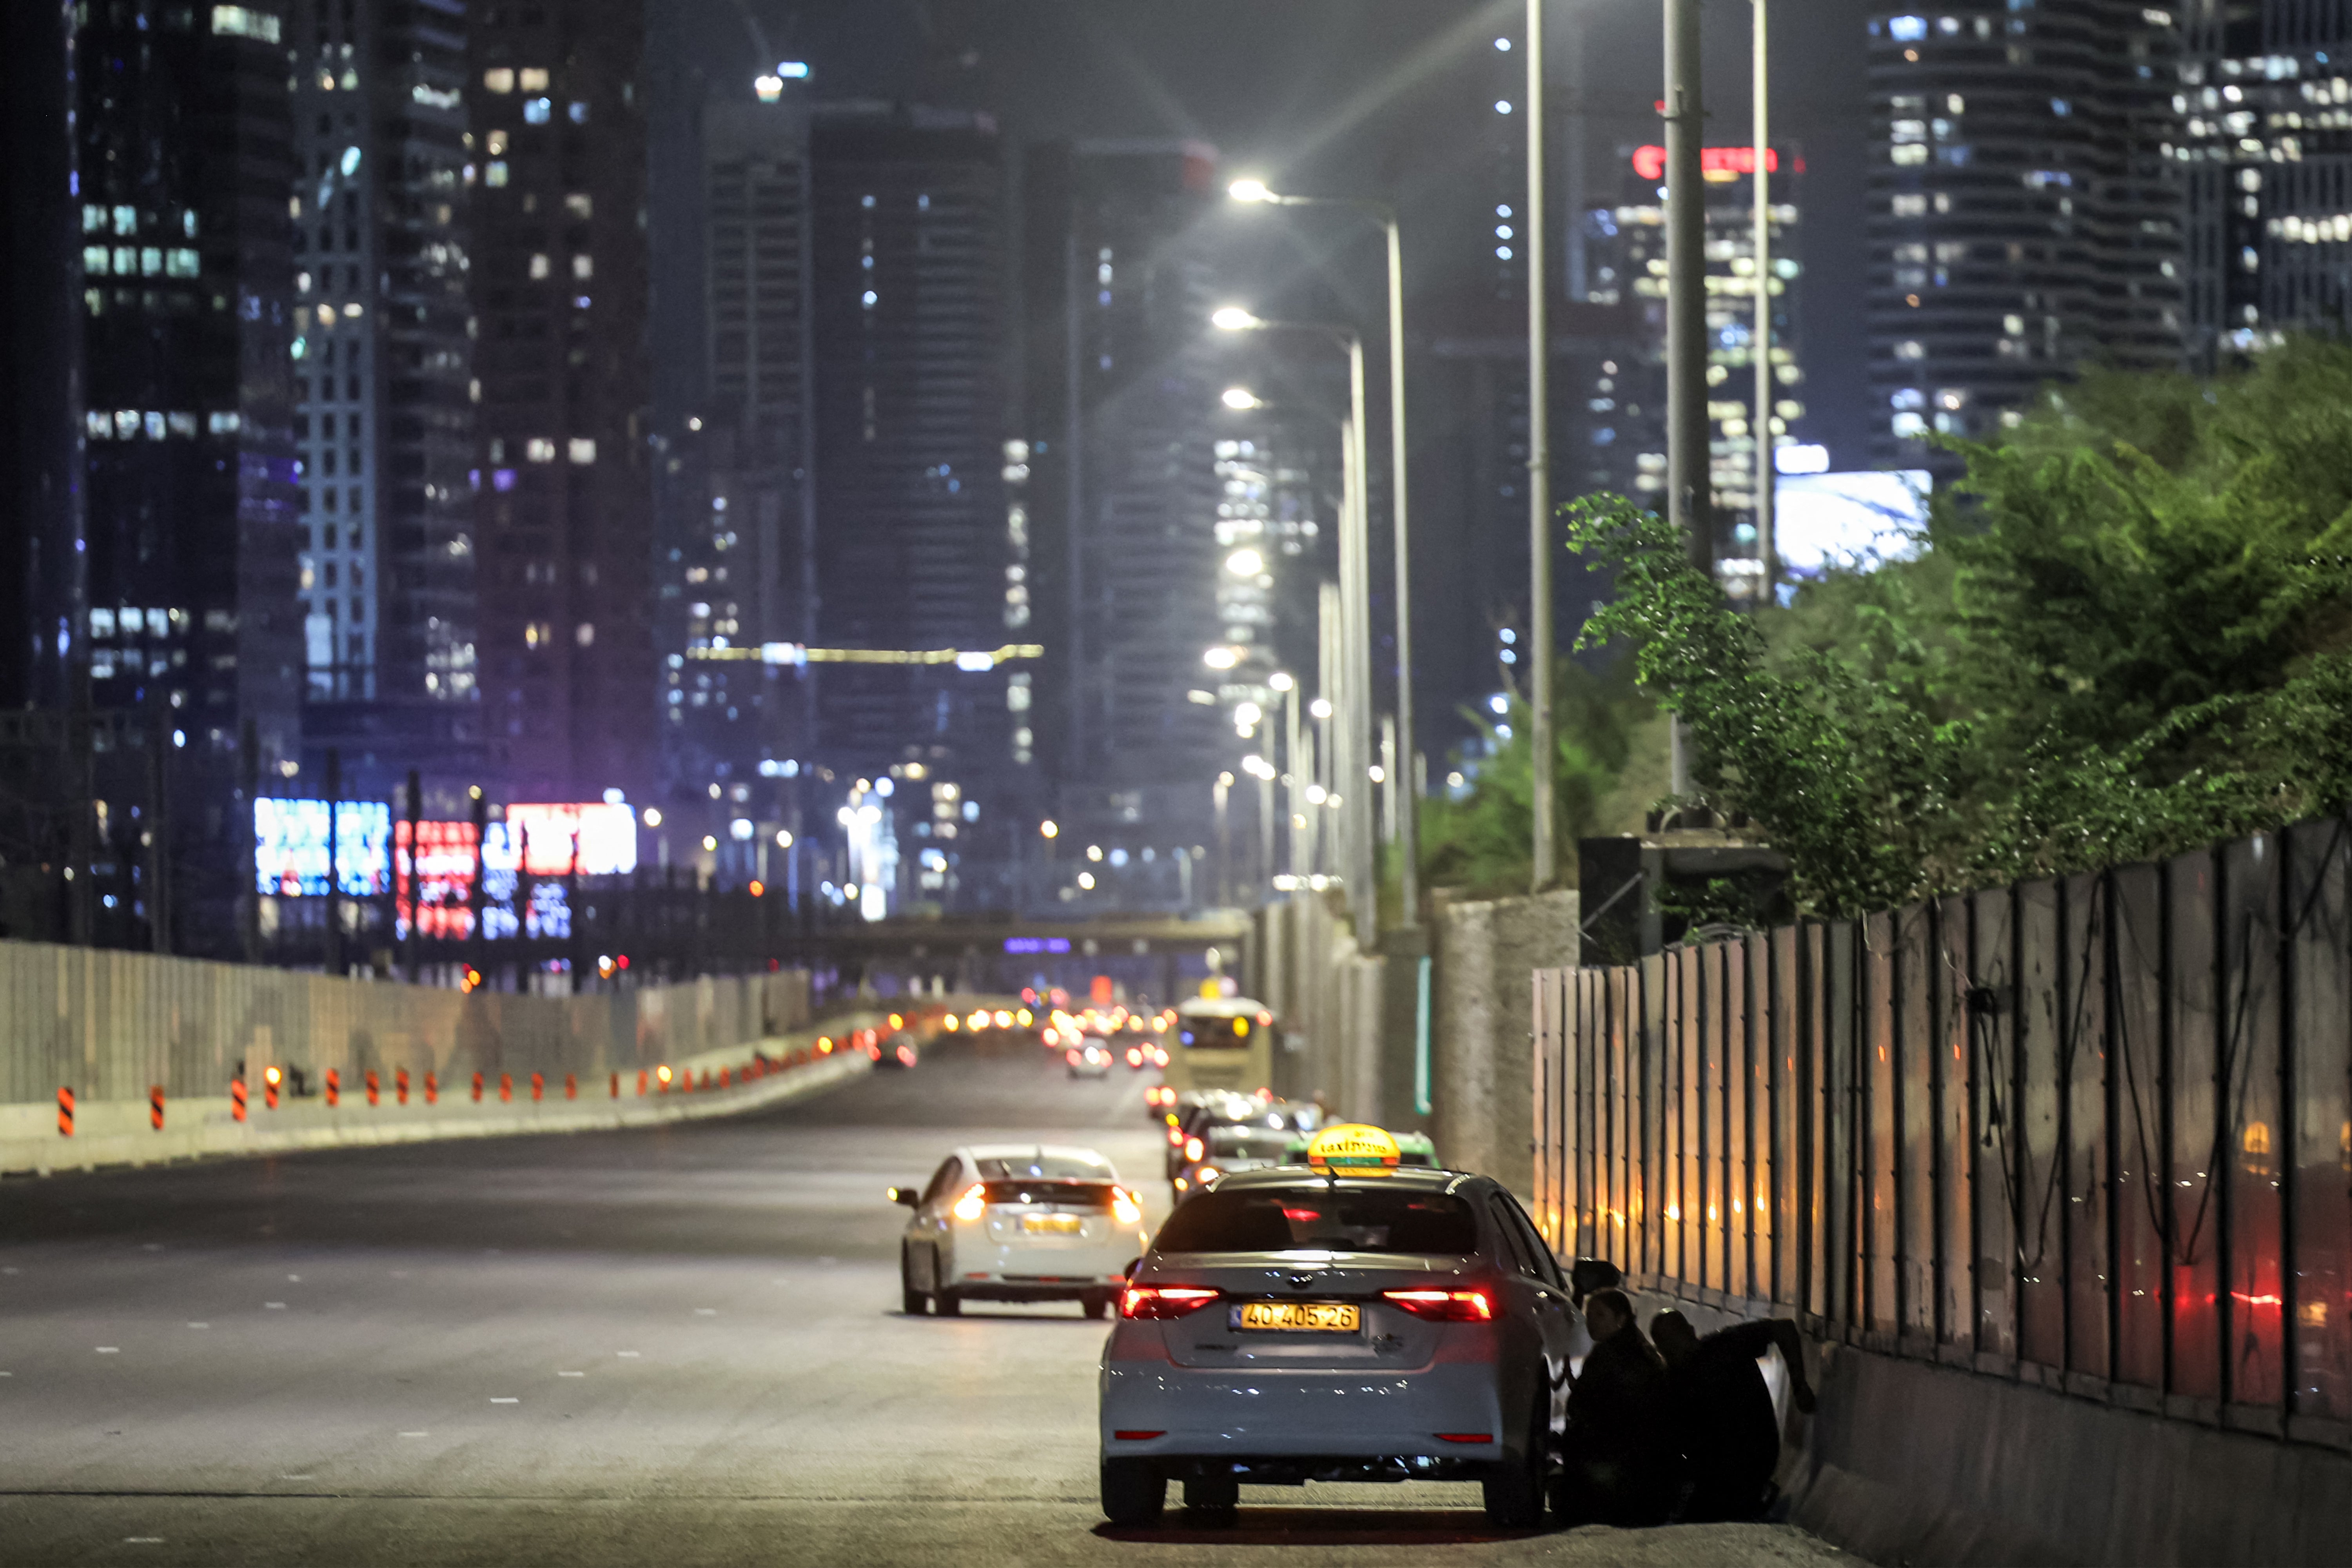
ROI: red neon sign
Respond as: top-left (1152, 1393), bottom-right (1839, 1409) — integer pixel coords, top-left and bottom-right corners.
top-left (1631, 145), bottom-right (1781, 181)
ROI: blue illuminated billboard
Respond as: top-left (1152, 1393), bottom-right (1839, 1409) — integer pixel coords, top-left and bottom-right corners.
top-left (254, 799), bottom-right (392, 897)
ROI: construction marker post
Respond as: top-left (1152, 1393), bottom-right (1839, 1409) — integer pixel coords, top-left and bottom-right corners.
top-left (564, 1073), bottom-right (577, 1100)
top-left (231, 1077), bottom-right (248, 1122)
top-left (530, 1072), bottom-right (543, 1102)
top-left (57, 1086), bottom-right (74, 1136)
top-left (265, 1067), bottom-right (281, 1110)
top-left (499, 1073), bottom-right (513, 1103)
top-left (150, 1085), bottom-right (165, 1131)
top-left (366, 1069), bottom-right (380, 1107)
top-left (325, 1069), bottom-right (340, 1108)
top-left (396, 1068), bottom-right (410, 1105)
top-left (471, 1071), bottom-right (484, 1102)
top-left (610, 1072), bottom-right (620, 1099)
top-left (425, 1071), bottom-right (439, 1104)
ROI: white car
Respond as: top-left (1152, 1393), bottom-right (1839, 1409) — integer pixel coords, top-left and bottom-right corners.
top-left (1097, 1164), bottom-right (1587, 1526)
top-left (891, 1145), bottom-right (1148, 1318)
top-left (1066, 1036), bottom-right (1115, 1078)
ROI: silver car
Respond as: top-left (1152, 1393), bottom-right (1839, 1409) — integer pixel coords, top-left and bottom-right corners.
top-left (1097, 1165), bottom-right (1586, 1526)
top-left (892, 1144), bottom-right (1148, 1318)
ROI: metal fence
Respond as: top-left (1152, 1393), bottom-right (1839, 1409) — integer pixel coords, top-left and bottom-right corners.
top-left (0, 939), bottom-right (813, 1106)
top-left (1532, 816), bottom-right (2352, 1450)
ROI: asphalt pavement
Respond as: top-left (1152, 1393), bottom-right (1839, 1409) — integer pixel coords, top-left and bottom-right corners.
top-left (0, 1032), bottom-right (1865, 1567)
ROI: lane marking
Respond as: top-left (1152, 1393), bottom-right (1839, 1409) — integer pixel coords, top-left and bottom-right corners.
top-left (125, 1538), bottom-right (164, 1544)
top-left (399, 1431), bottom-right (428, 1438)
top-left (615, 1351), bottom-right (640, 1358)
top-left (558, 1371), bottom-right (586, 1377)
top-left (264, 1303), bottom-right (286, 1310)
top-left (286, 1274), bottom-right (302, 1282)
top-left (490, 1397), bottom-right (519, 1404)
top-left (186, 1323), bottom-right (209, 1330)
top-left (96, 1347), bottom-right (120, 1354)
top-left (693, 1308), bottom-right (717, 1316)
top-left (280, 1474), bottom-right (313, 1481)
top-left (142, 1244), bottom-right (163, 1252)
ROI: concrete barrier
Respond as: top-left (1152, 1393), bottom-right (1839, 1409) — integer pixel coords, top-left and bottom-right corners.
top-left (1626, 1284), bottom-right (2352, 1568)
top-left (2, 1029), bottom-right (873, 1176)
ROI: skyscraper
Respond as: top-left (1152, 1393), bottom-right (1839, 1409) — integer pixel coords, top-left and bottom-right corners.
top-left (287, 0), bottom-right (475, 712)
top-left (1021, 139), bottom-right (1227, 862)
top-left (2178, 4), bottom-right (2352, 355)
top-left (54, 2), bottom-right (306, 950)
top-left (1866, 4), bottom-right (2184, 471)
top-left (467, 0), bottom-right (656, 802)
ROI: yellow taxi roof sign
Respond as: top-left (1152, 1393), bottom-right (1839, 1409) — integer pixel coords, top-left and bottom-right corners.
top-left (1305, 1123), bottom-right (1402, 1177)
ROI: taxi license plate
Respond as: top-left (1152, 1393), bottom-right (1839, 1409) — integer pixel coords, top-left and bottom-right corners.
top-left (1234, 1301), bottom-right (1359, 1333)
top-left (1021, 1212), bottom-right (1084, 1235)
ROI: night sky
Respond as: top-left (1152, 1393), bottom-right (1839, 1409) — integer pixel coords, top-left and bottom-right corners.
top-left (657, 0), bottom-right (1876, 462)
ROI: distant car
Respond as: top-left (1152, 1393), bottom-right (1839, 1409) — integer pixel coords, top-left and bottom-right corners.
top-left (1097, 1161), bottom-right (1586, 1528)
top-left (1067, 1037), bottom-right (1115, 1078)
top-left (874, 1031), bottom-right (920, 1070)
top-left (1170, 1118), bottom-right (1299, 1198)
top-left (890, 1145), bottom-right (1148, 1318)
top-left (1164, 1093), bottom-right (1312, 1182)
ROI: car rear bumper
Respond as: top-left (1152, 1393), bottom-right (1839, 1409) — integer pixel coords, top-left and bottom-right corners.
top-left (1099, 1360), bottom-right (1504, 1463)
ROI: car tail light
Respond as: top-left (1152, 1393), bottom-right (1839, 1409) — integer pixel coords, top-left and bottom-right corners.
top-left (1195, 1165), bottom-right (1221, 1184)
top-left (1436, 1432), bottom-right (1495, 1444)
top-left (1125, 1047), bottom-right (1142, 1067)
top-left (951, 1183), bottom-right (987, 1223)
top-left (1381, 1289), bottom-right (1494, 1322)
top-left (1112, 1430), bottom-right (1164, 1441)
top-left (1066, 1049), bottom-right (1081, 1065)
top-left (1119, 1285), bottom-right (1220, 1319)
top-left (1167, 1126), bottom-right (1185, 1146)
top-left (1184, 1136), bottom-right (1203, 1161)
top-left (1111, 1186), bottom-right (1143, 1226)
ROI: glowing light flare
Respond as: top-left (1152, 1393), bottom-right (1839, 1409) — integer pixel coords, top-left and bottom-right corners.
top-left (951, 1183), bottom-right (988, 1223)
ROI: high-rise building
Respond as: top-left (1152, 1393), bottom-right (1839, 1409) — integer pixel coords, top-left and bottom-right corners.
top-left (652, 96), bottom-right (813, 800)
top-left (802, 107), bottom-right (1018, 887)
top-left (55, 1), bottom-right (306, 950)
top-left (467, 0), bottom-right (657, 802)
top-left (287, 0), bottom-right (475, 711)
top-left (1577, 144), bottom-right (1803, 597)
top-left (1021, 139), bottom-right (1227, 864)
top-left (2178, 4), bottom-right (2352, 355)
top-left (1865, 4), bottom-right (2184, 471)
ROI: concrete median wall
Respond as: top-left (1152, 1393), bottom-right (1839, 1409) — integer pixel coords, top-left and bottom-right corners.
top-left (0, 938), bottom-right (861, 1175)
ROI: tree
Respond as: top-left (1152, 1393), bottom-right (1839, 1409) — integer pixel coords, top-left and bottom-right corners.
top-left (1562, 339), bottom-right (2352, 916)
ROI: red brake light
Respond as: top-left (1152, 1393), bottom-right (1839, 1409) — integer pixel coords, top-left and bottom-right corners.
top-left (1282, 1207), bottom-right (1321, 1223)
top-left (1183, 1136), bottom-right (1203, 1161)
top-left (1381, 1289), bottom-right (1494, 1322)
top-left (1118, 1285), bottom-right (1221, 1319)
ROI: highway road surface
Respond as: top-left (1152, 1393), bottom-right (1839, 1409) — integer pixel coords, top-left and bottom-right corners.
top-left (0, 1033), bottom-right (1865, 1567)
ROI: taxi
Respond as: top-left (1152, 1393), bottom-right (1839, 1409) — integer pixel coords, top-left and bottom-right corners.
top-left (1097, 1125), bottom-right (1586, 1528)
top-left (891, 1145), bottom-right (1148, 1318)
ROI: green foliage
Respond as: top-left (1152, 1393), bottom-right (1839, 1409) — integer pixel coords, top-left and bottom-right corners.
top-left (1561, 338), bottom-right (2352, 918)
top-left (1410, 658), bottom-right (1651, 901)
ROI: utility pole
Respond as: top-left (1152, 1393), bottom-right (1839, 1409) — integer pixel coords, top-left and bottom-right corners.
top-left (1527, 0), bottom-right (1556, 893)
top-left (1666, 0), bottom-right (1708, 797)
top-left (323, 747), bottom-right (343, 978)
top-left (1384, 213), bottom-right (1419, 929)
top-left (1753, 0), bottom-right (1780, 597)
top-left (146, 709), bottom-right (171, 955)
top-left (402, 769), bottom-right (421, 982)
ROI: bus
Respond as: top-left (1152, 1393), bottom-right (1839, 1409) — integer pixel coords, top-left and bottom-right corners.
top-left (1165, 995), bottom-right (1278, 1096)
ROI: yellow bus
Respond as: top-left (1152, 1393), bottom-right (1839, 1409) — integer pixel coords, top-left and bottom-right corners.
top-left (1165, 996), bottom-right (1278, 1096)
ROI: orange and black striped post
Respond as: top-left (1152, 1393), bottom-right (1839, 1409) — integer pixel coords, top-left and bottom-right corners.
top-left (265, 1065), bottom-right (282, 1109)
top-left (231, 1077), bottom-right (248, 1122)
top-left (637, 1069), bottom-right (648, 1096)
top-left (610, 1072), bottom-right (620, 1099)
top-left (149, 1085), bottom-right (165, 1131)
top-left (530, 1072), bottom-right (543, 1102)
top-left (396, 1067), bottom-right (410, 1105)
top-left (425, 1071), bottom-right (439, 1104)
top-left (564, 1073), bottom-right (577, 1100)
top-left (325, 1068), bottom-right (340, 1107)
top-left (365, 1069), bottom-right (380, 1107)
top-left (499, 1073), bottom-right (513, 1103)
top-left (472, 1071), bottom-right (484, 1102)
top-left (57, 1086), bottom-right (74, 1136)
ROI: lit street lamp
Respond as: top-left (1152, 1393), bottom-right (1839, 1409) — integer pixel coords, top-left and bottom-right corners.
top-left (1227, 178), bottom-right (1420, 929)
top-left (1212, 307), bottom-right (1374, 938)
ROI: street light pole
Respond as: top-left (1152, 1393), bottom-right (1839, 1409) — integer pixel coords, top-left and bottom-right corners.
top-left (1666, 0), bottom-right (1707, 797)
top-left (1526, 0), bottom-right (1556, 894)
top-left (1753, 0), bottom-right (1780, 595)
top-left (1225, 183), bottom-right (1417, 929)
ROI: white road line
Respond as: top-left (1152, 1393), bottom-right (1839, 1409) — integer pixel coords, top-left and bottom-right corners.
top-left (124, 1537), bottom-right (164, 1544)
top-left (490, 1397), bottom-right (519, 1404)
top-left (693, 1308), bottom-right (717, 1315)
top-left (187, 1322), bottom-right (209, 1329)
top-left (264, 1302), bottom-right (286, 1310)
top-left (616, 1351), bottom-right (640, 1357)
top-left (399, 1431), bottom-right (428, 1437)
top-left (558, 1370), bottom-right (586, 1377)
top-left (96, 1347), bottom-right (120, 1354)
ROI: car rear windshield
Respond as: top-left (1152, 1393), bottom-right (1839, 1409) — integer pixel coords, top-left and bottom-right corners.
top-left (973, 1155), bottom-right (1108, 1180)
top-left (1207, 1126), bottom-right (1294, 1159)
top-left (1151, 1185), bottom-right (1477, 1255)
top-left (982, 1180), bottom-right (1116, 1207)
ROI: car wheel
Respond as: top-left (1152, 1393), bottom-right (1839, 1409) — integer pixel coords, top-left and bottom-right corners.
top-left (1100, 1456), bottom-right (1165, 1527)
top-left (1481, 1388), bottom-right (1549, 1528)
top-left (935, 1289), bottom-right (962, 1317)
top-left (899, 1246), bottom-right (929, 1316)
top-left (1183, 1474), bottom-right (1240, 1518)
top-left (1082, 1292), bottom-right (1110, 1320)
